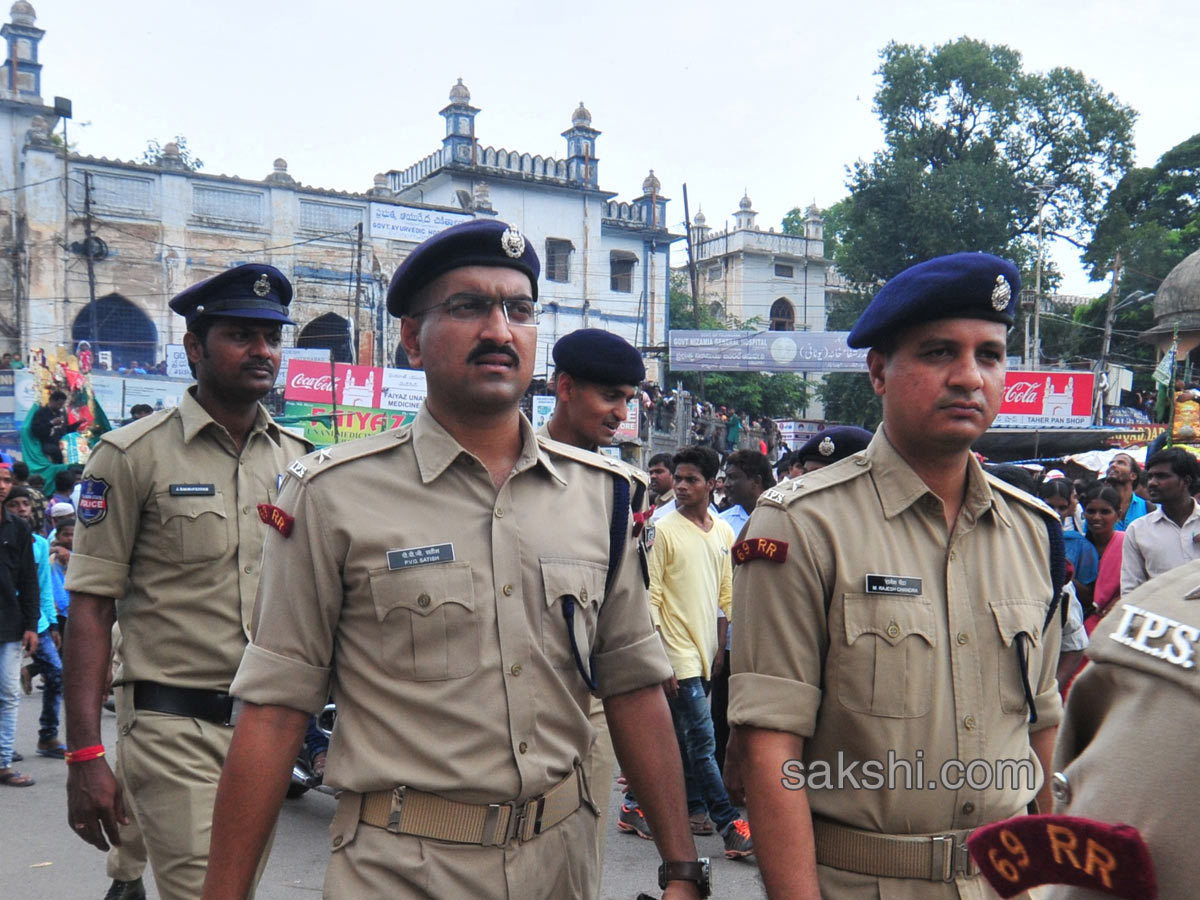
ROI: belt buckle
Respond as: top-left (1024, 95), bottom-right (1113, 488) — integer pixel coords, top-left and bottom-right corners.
top-left (385, 786), bottom-right (408, 834)
top-left (931, 833), bottom-right (975, 882)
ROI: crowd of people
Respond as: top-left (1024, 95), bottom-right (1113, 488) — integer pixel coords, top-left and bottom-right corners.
top-left (2, 226), bottom-right (1195, 900)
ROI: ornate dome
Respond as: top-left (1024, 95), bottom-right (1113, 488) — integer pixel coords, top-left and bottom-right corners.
top-left (571, 101), bottom-right (592, 127)
top-left (739, 191), bottom-right (753, 211)
top-left (10, 1), bottom-right (35, 25)
top-left (448, 78), bottom-right (470, 104)
top-left (1151, 247), bottom-right (1200, 332)
top-left (273, 158), bottom-right (288, 171)
top-left (693, 209), bottom-right (706, 226)
top-left (642, 169), bottom-right (661, 194)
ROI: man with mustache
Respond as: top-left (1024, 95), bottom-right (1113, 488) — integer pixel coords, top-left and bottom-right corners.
top-left (203, 220), bottom-right (706, 900)
top-left (62, 264), bottom-right (311, 900)
top-left (729, 253), bottom-right (1064, 899)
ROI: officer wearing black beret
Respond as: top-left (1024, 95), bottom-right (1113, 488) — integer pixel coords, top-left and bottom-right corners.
top-left (731, 251), bottom-right (1066, 899)
top-left (794, 425), bottom-right (873, 472)
top-left (168, 263), bottom-right (296, 326)
top-left (545, 329), bottom-right (645, 450)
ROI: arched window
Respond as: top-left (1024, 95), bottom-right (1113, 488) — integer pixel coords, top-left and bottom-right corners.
top-left (72, 293), bottom-right (158, 369)
top-left (298, 313), bottom-right (353, 363)
top-left (770, 298), bottom-right (795, 331)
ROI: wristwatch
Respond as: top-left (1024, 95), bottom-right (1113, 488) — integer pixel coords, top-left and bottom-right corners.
top-left (658, 857), bottom-right (712, 898)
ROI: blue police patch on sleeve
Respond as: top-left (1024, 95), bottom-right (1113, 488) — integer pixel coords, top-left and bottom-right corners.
top-left (77, 478), bottom-right (110, 526)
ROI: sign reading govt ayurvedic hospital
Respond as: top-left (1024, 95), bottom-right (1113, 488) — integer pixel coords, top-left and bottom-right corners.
top-left (283, 358), bottom-right (428, 445)
top-left (991, 370), bottom-right (1095, 429)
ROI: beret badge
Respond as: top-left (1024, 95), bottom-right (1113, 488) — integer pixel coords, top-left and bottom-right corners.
top-left (991, 275), bottom-right (1012, 311)
top-left (818, 436), bottom-right (835, 457)
top-left (253, 274), bottom-right (271, 297)
top-left (501, 226), bottom-right (526, 259)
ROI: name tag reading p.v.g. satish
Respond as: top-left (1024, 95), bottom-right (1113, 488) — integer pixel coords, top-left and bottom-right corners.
top-left (865, 574), bottom-right (923, 596)
top-left (169, 483), bottom-right (216, 496)
top-left (387, 543), bottom-right (455, 570)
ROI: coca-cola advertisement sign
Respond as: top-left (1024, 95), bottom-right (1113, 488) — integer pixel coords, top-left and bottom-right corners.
top-left (992, 370), bottom-right (1094, 429)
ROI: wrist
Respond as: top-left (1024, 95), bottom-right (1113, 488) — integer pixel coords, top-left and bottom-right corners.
top-left (65, 744), bottom-right (106, 764)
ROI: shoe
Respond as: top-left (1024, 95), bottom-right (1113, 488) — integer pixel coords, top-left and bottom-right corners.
top-left (689, 812), bottom-right (715, 835)
top-left (20, 664), bottom-right (32, 695)
top-left (103, 878), bottom-right (146, 900)
top-left (722, 818), bottom-right (754, 859)
top-left (103, 698), bottom-right (116, 713)
top-left (11, 751), bottom-right (21, 762)
top-left (616, 803), bottom-right (653, 840)
top-left (0, 769), bottom-right (35, 787)
top-left (36, 739), bottom-right (66, 759)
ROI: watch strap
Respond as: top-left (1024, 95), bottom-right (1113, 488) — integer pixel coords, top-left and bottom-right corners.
top-left (658, 858), bottom-right (711, 897)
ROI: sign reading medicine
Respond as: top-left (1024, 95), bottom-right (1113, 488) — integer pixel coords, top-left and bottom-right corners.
top-left (370, 204), bottom-right (472, 242)
top-left (668, 331), bottom-right (869, 373)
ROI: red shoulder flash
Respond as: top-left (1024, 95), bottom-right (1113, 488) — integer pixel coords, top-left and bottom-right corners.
top-left (257, 504), bottom-right (295, 538)
top-left (732, 538), bottom-right (789, 565)
top-left (967, 814), bottom-right (1157, 899)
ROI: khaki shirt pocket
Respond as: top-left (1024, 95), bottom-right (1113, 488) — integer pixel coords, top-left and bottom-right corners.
top-left (156, 492), bottom-right (229, 563)
top-left (369, 562), bottom-right (478, 681)
top-left (988, 598), bottom-right (1044, 714)
top-left (541, 558), bottom-right (606, 671)
top-left (834, 593), bottom-right (936, 718)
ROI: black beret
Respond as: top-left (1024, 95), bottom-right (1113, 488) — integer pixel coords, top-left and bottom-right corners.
top-left (387, 218), bottom-right (540, 316)
top-left (553, 328), bottom-right (645, 386)
top-left (847, 252), bottom-right (1020, 349)
top-left (168, 264), bottom-right (295, 327)
top-left (796, 425), bottom-right (873, 466)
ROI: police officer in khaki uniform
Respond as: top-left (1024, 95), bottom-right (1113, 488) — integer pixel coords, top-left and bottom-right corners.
top-left (202, 220), bottom-right (709, 900)
top-left (728, 253), bottom-right (1064, 900)
top-left (62, 265), bottom-right (312, 900)
top-left (541, 327), bottom-right (649, 877)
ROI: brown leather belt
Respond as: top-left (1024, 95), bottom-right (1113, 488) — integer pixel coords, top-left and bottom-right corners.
top-left (813, 818), bottom-right (978, 882)
top-left (357, 766), bottom-right (585, 847)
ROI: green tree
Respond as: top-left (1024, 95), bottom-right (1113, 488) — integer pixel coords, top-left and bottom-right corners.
top-left (140, 135), bottom-right (204, 170)
top-left (814, 286), bottom-right (882, 428)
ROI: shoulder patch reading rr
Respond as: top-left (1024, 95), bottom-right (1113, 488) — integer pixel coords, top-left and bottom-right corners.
top-left (967, 814), bottom-right (1157, 899)
top-left (77, 478), bottom-right (110, 526)
top-left (732, 538), bottom-right (788, 565)
top-left (257, 504), bottom-right (294, 538)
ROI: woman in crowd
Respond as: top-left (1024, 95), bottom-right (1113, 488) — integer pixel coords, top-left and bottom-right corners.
top-left (1083, 485), bottom-right (1125, 632)
top-left (1038, 479), bottom-right (1099, 614)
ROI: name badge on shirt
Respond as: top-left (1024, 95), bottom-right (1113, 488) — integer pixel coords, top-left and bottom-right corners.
top-left (865, 574), bottom-right (923, 596)
top-left (387, 543), bottom-right (455, 570)
top-left (169, 483), bottom-right (216, 496)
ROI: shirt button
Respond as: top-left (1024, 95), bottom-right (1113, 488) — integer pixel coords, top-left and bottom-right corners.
top-left (332, 835), bottom-right (343, 848)
top-left (510, 664), bottom-right (522, 676)
top-left (1051, 772), bottom-right (1071, 803)
top-left (242, 506), bottom-right (250, 515)
top-left (243, 565), bottom-right (252, 574)
top-left (962, 802), bottom-right (975, 815)
top-left (518, 741), bottom-right (528, 754)
top-left (502, 584), bottom-right (514, 596)
top-left (580, 589), bottom-right (589, 602)
top-left (957, 632), bottom-right (970, 645)
top-left (495, 507), bottom-right (505, 518)
top-left (963, 715), bottom-right (977, 730)
top-left (886, 622), bottom-right (900, 639)
top-left (417, 593), bottom-right (431, 608)
top-left (949, 551), bottom-right (957, 561)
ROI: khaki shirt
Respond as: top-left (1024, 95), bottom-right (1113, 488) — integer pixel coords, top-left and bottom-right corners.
top-left (729, 431), bottom-right (1063, 840)
top-left (231, 404), bottom-right (672, 801)
top-left (66, 389), bottom-right (311, 691)
top-left (1048, 559), bottom-right (1200, 900)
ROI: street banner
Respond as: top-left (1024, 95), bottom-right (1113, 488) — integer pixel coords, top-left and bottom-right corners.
top-left (992, 370), bottom-right (1095, 429)
top-left (283, 358), bottom-right (427, 444)
top-left (668, 331), bottom-right (869, 373)
top-left (369, 204), bottom-right (472, 242)
top-left (527, 395), bottom-right (640, 442)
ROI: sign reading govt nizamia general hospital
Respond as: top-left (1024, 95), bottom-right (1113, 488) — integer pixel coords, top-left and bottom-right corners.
top-left (668, 331), bottom-right (869, 373)
top-left (370, 204), bottom-right (472, 242)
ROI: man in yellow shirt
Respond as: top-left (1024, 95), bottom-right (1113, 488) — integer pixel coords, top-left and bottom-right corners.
top-left (650, 446), bottom-right (753, 860)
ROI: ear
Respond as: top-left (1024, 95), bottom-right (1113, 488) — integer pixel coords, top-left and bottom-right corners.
top-left (399, 316), bottom-right (425, 370)
top-left (867, 349), bottom-right (887, 397)
top-left (554, 372), bottom-right (574, 403)
top-left (182, 331), bottom-right (204, 367)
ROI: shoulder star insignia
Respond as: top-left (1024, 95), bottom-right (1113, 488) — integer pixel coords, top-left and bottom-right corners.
top-left (316, 448), bottom-right (332, 464)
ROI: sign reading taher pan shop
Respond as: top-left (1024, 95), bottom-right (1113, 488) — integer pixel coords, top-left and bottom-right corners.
top-left (991, 370), bottom-right (1095, 429)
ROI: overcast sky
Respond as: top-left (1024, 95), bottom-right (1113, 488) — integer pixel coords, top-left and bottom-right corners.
top-left (27, 0), bottom-right (1198, 296)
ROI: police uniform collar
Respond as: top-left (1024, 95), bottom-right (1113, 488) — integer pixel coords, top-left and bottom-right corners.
top-left (411, 403), bottom-right (563, 485)
top-left (178, 387), bottom-right (281, 447)
top-left (868, 428), bottom-right (1005, 525)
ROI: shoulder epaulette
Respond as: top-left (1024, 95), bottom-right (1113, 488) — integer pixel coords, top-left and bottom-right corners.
top-left (97, 406), bottom-right (177, 450)
top-left (758, 455), bottom-right (870, 509)
top-left (285, 427), bottom-right (412, 483)
top-left (985, 473), bottom-right (1059, 524)
top-left (537, 435), bottom-right (634, 483)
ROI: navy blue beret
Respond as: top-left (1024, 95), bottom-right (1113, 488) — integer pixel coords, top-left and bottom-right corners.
top-left (387, 218), bottom-right (540, 316)
top-left (796, 425), bottom-right (873, 465)
top-left (168, 264), bottom-right (295, 326)
top-left (553, 328), bottom-right (645, 386)
top-left (847, 252), bottom-right (1020, 349)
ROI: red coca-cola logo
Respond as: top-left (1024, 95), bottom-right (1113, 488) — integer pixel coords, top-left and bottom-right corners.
top-left (1003, 381), bottom-right (1041, 404)
top-left (290, 373), bottom-right (337, 392)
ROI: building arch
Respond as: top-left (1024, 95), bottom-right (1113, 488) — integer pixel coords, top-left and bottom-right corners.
top-left (298, 313), bottom-right (353, 363)
top-left (770, 297), bottom-right (795, 331)
top-left (71, 293), bottom-right (158, 369)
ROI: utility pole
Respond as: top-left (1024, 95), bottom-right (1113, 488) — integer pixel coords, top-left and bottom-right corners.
top-left (83, 171), bottom-right (98, 348)
top-left (351, 221), bottom-right (364, 362)
top-left (1095, 250), bottom-right (1122, 424)
top-left (682, 183), bottom-right (704, 401)
top-left (1031, 181), bottom-right (1053, 369)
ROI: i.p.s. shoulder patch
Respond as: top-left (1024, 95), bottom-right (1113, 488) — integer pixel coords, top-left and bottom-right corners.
top-left (77, 478), bottom-right (110, 526)
top-left (733, 537), bottom-right (789, 565)
top-left (257, 504), bottom-right (294, 538)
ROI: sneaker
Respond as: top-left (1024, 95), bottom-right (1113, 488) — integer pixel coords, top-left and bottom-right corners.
top-left (616, 803), bottom-right (653, 840)
top-left (20, 665), bottom-right (32, 695)
top-left (722, 818), bottom-right (754, 859)
top-left (103, 878), bottom-right (146, 900)
top-left (689, 812), bottom-right (714, 835)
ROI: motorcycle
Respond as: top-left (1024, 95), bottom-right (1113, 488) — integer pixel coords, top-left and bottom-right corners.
top-left (287, 701), bottom-right (337, 799)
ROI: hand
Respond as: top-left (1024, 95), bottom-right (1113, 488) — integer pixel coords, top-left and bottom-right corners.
top-left (66, 757), bottom-right (128, 851)
top-left (662, 882), bottom-right (703, 899)
top-left (22, 630), bottom-right (38, 656)
top-left (662, 675), bottom-right (679, 699)
top-left (52, 629), bottom-right (62, 651)
top-left (711, 652), bottom-right (724, 679)
top-left (723, 727), bottom-right (745, 806)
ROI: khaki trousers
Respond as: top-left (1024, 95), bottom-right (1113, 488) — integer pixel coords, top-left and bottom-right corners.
top-left (584, 696), bottom-right (616, 882)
